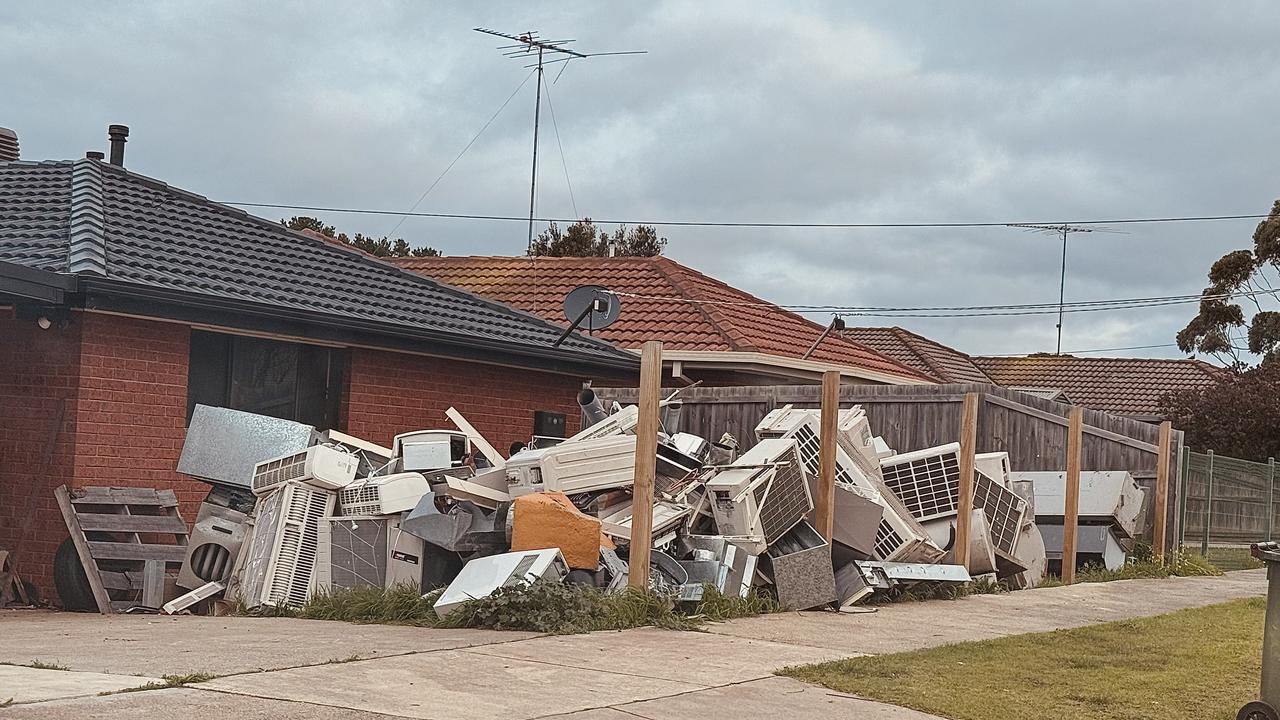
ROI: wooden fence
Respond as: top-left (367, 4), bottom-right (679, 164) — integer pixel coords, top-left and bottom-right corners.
top-left (603, 382), bottom-right (1184, 549)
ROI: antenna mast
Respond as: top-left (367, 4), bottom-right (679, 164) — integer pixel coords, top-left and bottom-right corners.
top-left (1007, 223), bottom-right (1112, 355)
top-left (474, 27), bottom-right (645, 254)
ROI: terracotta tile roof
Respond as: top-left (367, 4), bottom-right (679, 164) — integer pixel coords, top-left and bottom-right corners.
top-left (842, 327), bottom-right (993, 384)
top-left (392, 255), bottom-right (933, 382)
top-left (972, 355), bottom-right (1225, 418)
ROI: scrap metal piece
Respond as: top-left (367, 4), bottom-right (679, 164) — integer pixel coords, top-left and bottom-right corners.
top-left (834, 562), bottom-right (874, 607)
top-left (178, 405), bottom-right (316, 489)
top-left (162, 581), bottom-right (225, 615)
top-left (859, 560), bottom-right (972, 584)
top-left (445, 406), bottom-right (506, 470)
top-left (761, 521), bottom-right (836, 611)
top-left (432, 548), bottom-right (568, 618)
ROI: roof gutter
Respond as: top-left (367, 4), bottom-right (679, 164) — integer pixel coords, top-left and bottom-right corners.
top-left (0, 261), bottom-right (79, 304)
top-left (77, 277), bottom-right (640, 376)
top-left (652, 349), bottom-right (934, 385)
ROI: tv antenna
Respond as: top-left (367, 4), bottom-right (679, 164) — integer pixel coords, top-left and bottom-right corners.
top-left (474, 27), bottom-right (646, 254)
top-left (1007, 223), bottom-right (1125, 355)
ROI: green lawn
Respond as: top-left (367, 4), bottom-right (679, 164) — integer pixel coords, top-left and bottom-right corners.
top-left (781, 597), bottom-right (1265, 720)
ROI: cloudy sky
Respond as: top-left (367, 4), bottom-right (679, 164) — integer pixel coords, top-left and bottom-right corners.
top-left (5, 1), bottom-right (1279, 360)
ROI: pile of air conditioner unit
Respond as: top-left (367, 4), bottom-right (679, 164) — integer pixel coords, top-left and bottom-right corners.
top-left (1013, 469), bottom-right (1148, 574)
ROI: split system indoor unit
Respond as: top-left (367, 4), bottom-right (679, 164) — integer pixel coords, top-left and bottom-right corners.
top-left (433, 548), bottom-right (568, 618)
top-left (506, 435), bottom-right (637, 494)
top-left (238, 481), bottom-right (336, 609)
top-left (705, 438), bottom-right (813, 554)
top-left (338, 472), bottom-right (431, 516)
top-left (251, 444), bottom-right (359, 497)
top-left (565, 405), bottom-right (639, 442)
top-left (315, 515), bottom-right (425, 592)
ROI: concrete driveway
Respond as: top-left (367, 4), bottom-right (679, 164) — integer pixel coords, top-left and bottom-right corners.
top-left (0, 570), bottom-right (1264, 720)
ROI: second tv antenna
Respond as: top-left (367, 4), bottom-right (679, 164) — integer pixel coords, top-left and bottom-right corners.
top-left (475, 27), bottom-right (645, 254)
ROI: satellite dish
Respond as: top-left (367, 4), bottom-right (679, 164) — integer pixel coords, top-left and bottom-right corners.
top-left (554, 285), bottom-right (621, 346)
top-left (563, 285), bottom-right (621, 332)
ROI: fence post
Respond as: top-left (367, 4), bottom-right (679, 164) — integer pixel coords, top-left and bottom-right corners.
top-left (1178, 446), bottom-right (1190, 550)
top-left (1061, 406), bottom-right (1084, 584)
top-left (815, 370), bottom-right (839, 542)
top-left (628, 341), bottom-right (662, 591)
top-left (1153, 421), bottom-right (1172, 562)
top-left (1269, 457), bottom-right (1276, 542)
top-left (953, 392), bottom-right (980, 571)
top-left (1201, 449), bottom-right (1214, 557)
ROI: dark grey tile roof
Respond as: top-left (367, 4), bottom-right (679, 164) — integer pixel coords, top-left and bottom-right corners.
top-left (0, 159), bottom-right (637, 369)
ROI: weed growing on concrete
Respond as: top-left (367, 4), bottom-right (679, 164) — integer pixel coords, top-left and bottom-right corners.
top-left (112, 672), bottom-right (217, 695)
top-left (290, 580), bottom-right (779, 634)
top-left (5, 660), bottom-right (70, 671)
top-left (1041, 550), bottom-right (1223, 585)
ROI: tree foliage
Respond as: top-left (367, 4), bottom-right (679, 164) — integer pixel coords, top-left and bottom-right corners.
top-left (1161, 361), bottom-right (1280, 461)
top-left (283, 216), bottom-right (440, 257)
top-left (1176, 200), bottom-right (1280, 364)
top-left (529, 218), bottom-right (667, 257)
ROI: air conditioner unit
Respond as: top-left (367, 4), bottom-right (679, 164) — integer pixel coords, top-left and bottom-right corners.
top-left (975, 451), bottom-right (1011, 486)
top-left (238, 481), bottom-right (335, 609)
top-left (433, 548), bottom-right (568, 618)
top-left (315, 516), bottom-right (425, 592)
top-left (540, 435), bottom-right (637, 493)
top-left (880, 442), bottom-right (1027, 559)
top-left (504, 447), bottom-right (548, 489)
top-left (705, 438), bottom-right (812, 553)
top-left (178, 501), bottom-right (249, 590)
top-left (566, 405), bottom-right (639, 442)
top-left (338, 472), bottom-right (430, 516)
top-left (392, 430), bottom-right (470, 473)
top-left (1015, 470), bottom-right (1147, 539)
top-left (756, 409), bottom-right (939, 563)
top-left (836, 406), bottom-right (884, 483)
top-left (251, 445), bottom-right (359, 497)
top-left (879, 442), bottom-right (963, 522)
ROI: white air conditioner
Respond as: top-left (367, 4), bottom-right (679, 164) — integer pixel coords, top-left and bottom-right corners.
top-left (756, 408), bottom-right (940, 563)
top-left (338, 472), bottom-right (430, 516)
top-left (433, 548), bottom-right (568, 618)
top-left (251, 445), bottom-right (358, 497)
top-left (504, 448), bottom-right (547, 488)
top-left (316, 516), bottom-right (425, 592)
top-left (566, 405), bottom-right (639, 442)
top-left (878, 442), bottom-right (963, 522)
top-left (238, 481), bottom-right (336, 609)
top-left (392, 430), bottom-right (470, 472)
top-left (705, 438), bottom-right (812, 554)
top-left (836, 406), bottom-right (884, 483)
top-left (178, 501), bottom-right (249, 590)
top-left (539, 435), bottom-right (637, 493)
top-left (975, 451), bottom-right (1011, 487)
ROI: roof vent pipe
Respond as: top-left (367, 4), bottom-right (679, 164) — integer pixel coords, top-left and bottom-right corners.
top-left (108, 124), bottom-right (129, 166)
top-left (86, 151), bottom-right (105, 161)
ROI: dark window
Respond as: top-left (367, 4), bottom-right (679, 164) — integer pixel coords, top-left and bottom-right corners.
top-left (186, 330), bottom-right (347, 430)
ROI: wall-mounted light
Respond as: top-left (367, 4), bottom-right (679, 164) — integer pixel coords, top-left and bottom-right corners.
top-left (36, 316), bottom-right (52, 330)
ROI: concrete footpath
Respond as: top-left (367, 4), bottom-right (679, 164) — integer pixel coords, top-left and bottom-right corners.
top-left (0, 570), bottom-right (1264, 720)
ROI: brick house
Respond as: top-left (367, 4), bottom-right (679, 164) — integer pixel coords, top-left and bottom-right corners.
top-left (0, 150), bottom-right (637, 600)
top-left (393, 255), bottom-right (932, 386)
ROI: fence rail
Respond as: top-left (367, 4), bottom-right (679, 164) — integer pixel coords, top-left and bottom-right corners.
top-left (1180, 449), bottom-right (1276, 550)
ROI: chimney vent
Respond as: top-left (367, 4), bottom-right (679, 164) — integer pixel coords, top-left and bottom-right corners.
top-left (86, 151), bottom-right (105, 161)
top-left (108, 124), bottom-right (129, 166)
top-left (0, 127), bottom-right (18, 162)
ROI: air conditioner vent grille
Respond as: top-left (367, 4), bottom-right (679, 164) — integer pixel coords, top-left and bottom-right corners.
top-left (752, 445), bottom-right (810, 544)
top-left (973, 473), bottom-right (1027, 556)
top-left (252, 451), bottom-right (310, 494)
top-left (880, 450), bottom-right (961, 521)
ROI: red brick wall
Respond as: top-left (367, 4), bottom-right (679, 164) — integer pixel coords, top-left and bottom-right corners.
top-left (343, 347), bottom-right (585, 454)
top-left (0, 311), bottom-right (82, 598)
top-left (71, 313), bottom-right (200, 518)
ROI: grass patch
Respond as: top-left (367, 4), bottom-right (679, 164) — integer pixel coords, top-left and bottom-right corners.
top-left (1206, 546), bottom-right (1266, 571)
top-left (781, 597), bottom-right (1264, 720)
top-left (0, 660), bottom-right (70, 671)
top-left (110, 672), bottom-right (217, 695)
top-left (274, 580), bottom-right (780, 634)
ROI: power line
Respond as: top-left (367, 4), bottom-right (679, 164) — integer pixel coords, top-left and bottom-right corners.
top-left (220, 201), bottom-right (1275, 229)
top-left (984, 343), bottom-right (1182, 357)
top-left (602, 287), bottom-right (1274, 317)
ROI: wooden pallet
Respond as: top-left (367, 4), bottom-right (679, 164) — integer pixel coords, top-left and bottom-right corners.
top-left (54, 486), bottom-right (189, 614)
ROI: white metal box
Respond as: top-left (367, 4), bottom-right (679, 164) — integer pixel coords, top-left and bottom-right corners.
top-left (316, 515), bottom-right (425, 591)
top-left (1015, 470), bottom-right (1147, 539)
top-left (238, 481), bottom-right (336, 609)
top-left (393, 430), bottom-right (470, 472)
top-left (432, 548), bottom-right (568, 618)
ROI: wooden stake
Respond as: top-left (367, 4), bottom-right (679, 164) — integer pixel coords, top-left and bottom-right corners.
top-left (1153, 420), bottom-right (1172, 561)
top-left (628, 341), bottom-right (662, 590)
top-left (815, 370), bottom-right (840, 541)
top-left (1062, 406), bottom-right (1084, 584)
top-left (954, 392), bottom-right (979, 570)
